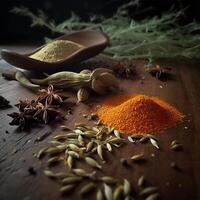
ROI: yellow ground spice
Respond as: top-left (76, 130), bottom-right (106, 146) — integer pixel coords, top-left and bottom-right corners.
top-left (97, 94), bottom-right (183, 135)
top-left (30, 40), bottom-right (83, 62)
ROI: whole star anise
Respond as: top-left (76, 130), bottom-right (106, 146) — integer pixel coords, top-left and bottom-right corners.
top-left (148, 65), bottom-right (172, 80)
top-left (33, 102), bottom-right (61, 124)
top-left (37, 85), bottom-right (68, 106)
top-left (8, 112), bottom-right (35, 130)
top-left (114, 58), bottom-right (136, 79)
top-left (16, 99), bottom-right (38, 113)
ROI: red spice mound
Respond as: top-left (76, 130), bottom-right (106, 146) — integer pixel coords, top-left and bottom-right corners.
top-left (97, 94), bottom-right (183, 134)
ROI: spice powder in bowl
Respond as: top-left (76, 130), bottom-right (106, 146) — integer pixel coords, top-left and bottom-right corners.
top-left (30, 40), bottom-right (83, 62)
top-left (97, 94), bottom-right (183, 135)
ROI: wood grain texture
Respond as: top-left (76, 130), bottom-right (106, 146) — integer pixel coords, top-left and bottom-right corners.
top-left (0, 46), bottom-right (200, 200)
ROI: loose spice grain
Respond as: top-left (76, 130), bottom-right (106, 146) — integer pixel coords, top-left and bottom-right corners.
top-left (30, 40), bottom-right (83, 62)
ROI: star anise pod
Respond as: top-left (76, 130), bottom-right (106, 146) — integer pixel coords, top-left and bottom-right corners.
top-left (37, 85), bottom-right (68, 106)
top-left (16, 99), bottom-right (38, 113)
top-left (148, 65), bottom-right (172, 80)
top-left (0, 95), bottom-right (10, 108)
top-left (33, 102), bottom-right (62, 124)
top-left (8, 112), bottom-right (35, 130)
top-left (114, 58), bottom-right (136, 79)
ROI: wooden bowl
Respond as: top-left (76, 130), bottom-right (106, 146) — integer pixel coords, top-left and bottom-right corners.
top-left (1, 30), bottom-right (109, 72)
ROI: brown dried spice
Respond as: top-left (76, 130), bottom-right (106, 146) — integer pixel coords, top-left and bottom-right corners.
top-left (148, 65), bottom-right (172, 80)
top-left (114, 58), bottom-right (136, 79)
top-left (37, 84), bottom-right (68, 106)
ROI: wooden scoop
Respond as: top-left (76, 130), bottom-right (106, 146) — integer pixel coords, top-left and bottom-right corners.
top-left (1, 30), bottom-right (109, 72)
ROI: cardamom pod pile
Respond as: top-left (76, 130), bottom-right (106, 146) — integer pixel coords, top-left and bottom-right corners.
top-left (15, 68), bottom-right (119, 102)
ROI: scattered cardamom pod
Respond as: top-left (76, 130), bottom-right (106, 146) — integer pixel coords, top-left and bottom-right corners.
top-left (113, 185), bottom-right (124, 200)
top-left (80, 182), bottom-right (95, 195)
top-left (140, 187), bottom-right (158, 197)
top-left (104, 183), bottom-right (113, 200)
top-left (60, 184), bottom-right (75, 194)
top-left (85, 156), bottom-right (102, 169)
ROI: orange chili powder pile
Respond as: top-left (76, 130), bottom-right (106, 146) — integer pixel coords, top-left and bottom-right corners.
top-left (97, 94), bottom-right (183, 135)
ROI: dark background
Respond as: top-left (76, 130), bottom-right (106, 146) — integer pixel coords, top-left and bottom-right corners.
top-left (1, 0), bottom-right (199, 43)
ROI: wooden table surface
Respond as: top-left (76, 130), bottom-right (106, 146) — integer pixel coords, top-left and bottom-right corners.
top-left (0, 45), bottom-right (200, 200)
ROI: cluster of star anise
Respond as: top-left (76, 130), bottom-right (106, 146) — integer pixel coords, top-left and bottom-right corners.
top-left (114, 58), bottom-right (136, 79)
top-left (8, 85), bottom-right (68, 130)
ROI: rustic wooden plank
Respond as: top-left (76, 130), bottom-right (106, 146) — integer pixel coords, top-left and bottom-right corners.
top-left (0, 46), bottom-right (200, 200)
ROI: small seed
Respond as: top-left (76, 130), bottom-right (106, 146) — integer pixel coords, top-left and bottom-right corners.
top-left (91, 146), bottom-right (97, 153)
top-left (171, 140), bottom-right (180, 146)
top-left (60, 125), bottom-right (71, 131)
top-left (68, 144), bottom-right (80, 152)
top-left (92, 127), bottom-right (100, 132)
top-left (78, 134), bottom-right (84, 145)
top-left (47, 157), bottom-right (60, 166)
top-left (171, 144), bottom-right (182, 151)
top-left (44, 170), bottom-right (56, 178)
top-left (146, 193), bottom-right (159, 200)
top-left (85, 157), bottom-right (102, 169)
top-left (46, 147), bottom-right (61, 155)
top-left (72, 168), bottom-right (88, 176)
top-left (54, 172), bottom-right (69, 179)
top-left (113, 185), bottom-right (123, 200)
top-left (108, 127), bottom-right (114, 134)
top-left (128, 136), bottom-right (135, 143)
top-left (114, 130), bottom-right (121, 138)
top-left (60, 184), bottom-right (75, 194)
top-left (140, 187), bottom-right (158, 196)
top-left (96, 120), bottom-right (102, 126)
top-left (49, 140), bottom-right (62, 146)
top-left (80, 182), bottom-right (95, 195)
top-left (62, 176), bottom-right (82, 184)
top-left (106, 143), bottom-right (112, 152)
top-left (100, 176), bottom-right (117, 184)
top-left (150, 138), bottom-right (160, 149)
top-left (75, 122), bottom-right (87, 128)
top-left (67, 155), bottom-right (73, 169)
top-left (131, 153), bottom-right (145, 163)
top-left (74, 129), bottom-right (84, 134)
top-left (37, 147), bottom-right (46, 159)
top-left (97, 144), bottom-right (104, 160)
top-left (57, 144), bottom-right (68, 150)
top-left (86, 141), bottom-right (94, 152)
top-left (96, 189), bottom-right (104, 200)
top-left (146, 134), bottom-right (158, 140)
top-left (53, 134), bottom-right (68, 140)
top-left (68, 151), bottom-right (79, 158)
top-left (109, 137), bottom-right (123, 144)
top-left (104, 183), bottom-right (113, 200)
top-left (123, 179), bottom-right (131, 196)
top-left (138, 175), bottom-right (145, 188)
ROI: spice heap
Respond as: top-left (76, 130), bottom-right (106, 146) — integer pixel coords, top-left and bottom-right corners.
top-left (30, 40), bottom-right (83, 62)
top-left (97, 94), bottom-right (183, 134)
